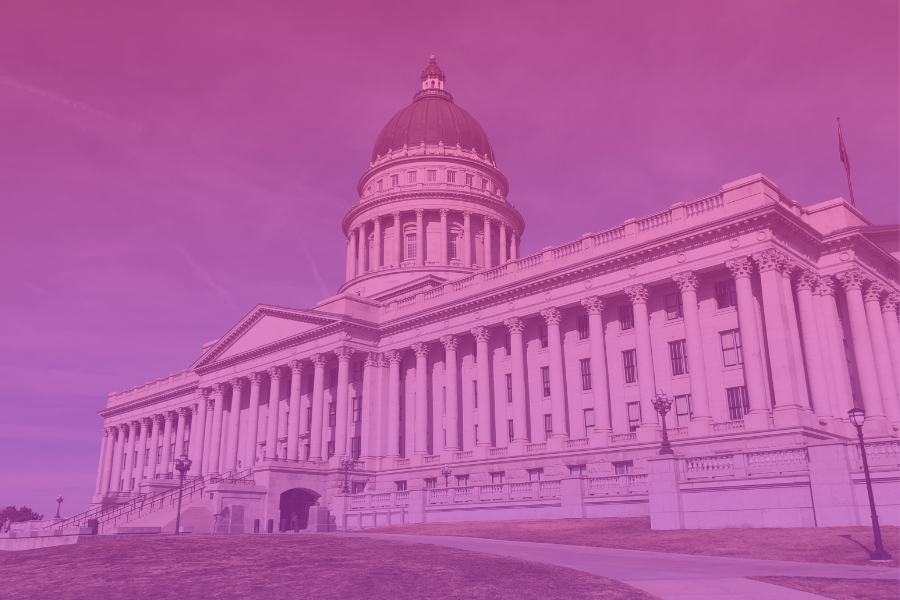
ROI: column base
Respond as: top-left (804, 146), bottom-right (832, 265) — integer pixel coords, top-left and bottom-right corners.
top-left (635, 424), bottom-right (659, 443)
top-left (547, 437), bottom-right (567, 451)
top-left (686, 419), bottom-right (711, 437)
top-left (507, 441), bottom-right (526, 456)
top-left (744, 411), bottom-right (771, 431)
top-left (772, 405), bottom-right (807, 428)
top-left (862, 417), bottom-right (891, 437)
top-left (589, 430), bottom-right (611, 447)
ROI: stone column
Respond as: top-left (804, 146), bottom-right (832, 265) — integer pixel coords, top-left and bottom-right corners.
top-left (242, 375), bottom-right (262, 468)
top-left (333, 347), bottom-right (354, 458)
top-left (374, 354), bottom-right (389, 458)
top-left (346, 233), bottom-right (355, 282)
top-left (207, 383), bottom-right (227, 474)
top-left (134, 417), bottom-right (151, 486)
top-left (159, 412), bottom-right (175, 476)
top-left (177, 406), bottom-right (191, 464)
top-left (373, 216), bottom-right (382, 271)
top-left (223, 379), bottom-right (243, 470)
top-left (624, 285), bottom-right (658, 439)
top-left (541, 308), bottom-right (569, 443)
top-left (837, 269), bottom-right (889, 434)
top-left (814, 277), bottom-right (854, 429)
top-left (440, 336), bottom-right (460, 451)
top-left (385, 350), bottom-right (402, 457)
top-left (94, 427), bottom-right (111, 495)
top-left (510, 232), bottom-right (518, 260)
top-left (201, 398), bottom-right (214, 474)
top-left (483, 215), bottom-right (492, 269)
top-left (264, 367), bottom-right (283, 459)
top-left (779, 256), bottom-right (813, 411)
top-left (358, 223), bottom-right (367, 275)
top-left (147, 414), bottom-right (163, 478)
top-left (110, 424), bottom-right (127, 492)
top-left (439, 209), bottom-right (449, 266)
top-left (392, 212), bottom-right (402, 267)
top-left (581, 297), bottom-right (612, 443)
top-left (883, 293), bottom-right (900, 387)
top-left (503, 318), bottom-right (530, 445)
top-left (415, 209), bottom-right (425, 266)
top-left (189, 397), bottom-right (206, 476)
top-left (471, 327), bottom-right (493, 446)
top-left (100, 426), bottom-right (117, 495)
top-left (726, 257), bottom-right (770, 430)
top-left (795, 271), bottom-right (835, 422)
top-left (122, 421), bottom-right (138, 491)
top-left (308, 354), bottom-right (327, 461)
top-left (463, 211), bottom-right (472, 268)
top-left (286, 361), bottom-right (304, 461)
top-left (412, 342), bottom-right (430, 455)
top-left (672, 272), bottom-right (712, 434)
top-left (864, 282), bottom-right (900, 427)
top-left (499, 222), bottom-right (508, 265)
top-left (361, 353), bottom-right (378, 459)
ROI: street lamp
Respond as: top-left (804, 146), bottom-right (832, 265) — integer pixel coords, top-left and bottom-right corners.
top-left (174, 453), bottom-right (193, 536)
top-left (847, 408), bottom-right (892, 562)
top-left (340, 455), bottom-right (352, 494)
top-left (54, 495), bottom-right (64, 519)
top-left (441, 464), bottom-right (452, 488)
top-left (650, 391), bottom-right (675, 456)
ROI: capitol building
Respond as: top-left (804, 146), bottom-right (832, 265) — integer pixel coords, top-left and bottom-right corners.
top-left (77, 57), bottom-right (899, 534)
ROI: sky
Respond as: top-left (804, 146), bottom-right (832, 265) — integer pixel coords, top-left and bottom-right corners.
top-left (0, 0), bottom-right (897, 518)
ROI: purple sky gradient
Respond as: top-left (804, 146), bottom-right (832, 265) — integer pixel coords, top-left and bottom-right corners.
top-left (1, 0), bottom-right (897, 517)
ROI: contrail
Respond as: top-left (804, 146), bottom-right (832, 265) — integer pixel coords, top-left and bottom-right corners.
top-left (300, 239), bottom-right (331, 298)
top-left (176, 245), bottom-right (240, 313)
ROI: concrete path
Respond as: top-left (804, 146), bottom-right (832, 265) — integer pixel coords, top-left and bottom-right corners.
top-left (344, 533), bottom-right (899, 600)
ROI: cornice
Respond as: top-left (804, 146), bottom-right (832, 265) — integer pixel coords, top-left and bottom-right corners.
top-left (99, 382), bottom-right (198, 419)
top-left (357, 153), bottom-right (510, 197)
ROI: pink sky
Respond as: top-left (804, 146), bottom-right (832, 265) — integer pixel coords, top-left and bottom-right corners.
top-left (0, 0), bottom-right (897, 517)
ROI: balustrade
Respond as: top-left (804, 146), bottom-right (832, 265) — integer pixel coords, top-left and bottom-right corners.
top-left (608, 433), bottom-right (637, 444)
top-left (711, 420), bottom-right (745, 433)
top-left (525, 442), bottom-right (547, 453)
top-left (683, 455), bottom-right (735, 478)
top-left (565, 438), bottom-right (589, 449)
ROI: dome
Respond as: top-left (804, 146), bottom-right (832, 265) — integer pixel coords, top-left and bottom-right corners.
top-left (370, 57), bottom-right (496, 164)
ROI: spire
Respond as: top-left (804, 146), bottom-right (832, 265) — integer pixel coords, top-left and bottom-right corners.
top-left (413, 55), bottom-right (453, 102)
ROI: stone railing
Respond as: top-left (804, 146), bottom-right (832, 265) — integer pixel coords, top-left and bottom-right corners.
top-left (565, 438), bottom-right (589, 449)
top-left (586, 474), bottom-right (648, 496)
top-left (853, 440), bottom-right (900, 469)
top-left (684, 455), bottom-right (735, 479)
top-left (746, 449), bottom-right (809, 474)
top-left (423, 455), bottom-right (441, 464)
top-left (657, 427), bottom-right (688, 441)
top-left (609, 433), bottom-right (637, 444)
top-left (683, 447), bottom-right (812, 480)
top-left (711, 420), bottom-right (745, 433)
top-left (525, 442), bottom-right (547, 453)
top-left (453, 451), bottom-right (473, 460)
top-left (395, 458), bottom-right (411, 467)
top-left (489, 447), bottom-right (508, 457)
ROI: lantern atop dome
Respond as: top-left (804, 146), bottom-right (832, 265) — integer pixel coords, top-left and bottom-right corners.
top-left (421, 55), bottom-right (446, 90)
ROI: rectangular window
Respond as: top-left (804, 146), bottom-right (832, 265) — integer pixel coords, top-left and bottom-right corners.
top-left (406, 233), bottom-right (417, 259)
top-left (456, 474), bottom-right (469, 487)
top-left (352, 361), bottom-right (364, 382)
top-left (328, 403), bottom-right (336, 427)
top-left (669, 340), bottom-right (689, 376)
top-left (327, 440), bottom-right (335, 458)
top-left (504, 333), bottom-right (511, 356)
top-left (351, 481), bottom-right (366, 494)
top-left (541, 366), bottom-right (551, 397)
top-left (144, 452), bottom-right (149, 467)
top-left (490, 471), bottom-right (505, 484)
top-left (377, 179), bottom-right (383, 191)
top-left (448, 235), bottom-right (458, 259)
top-left (569, 464), bottom-right (587, 476)
top-left (505, 373), bottom-right (513, 403)
top-left (720, 329), bottom-right (744, 367)
top-left (390, 174), bottom-right (399, 187)
top-left (472, 381), bottom-right (478, 408)
top-left (426, 169), bottom-right (437, 182)
top-left (507, 419), bottom-right (514, 442)
top-left (425, 478), bottom-right (437, 488)
top-left (528, 468), bottom-right (544, 481)
top-left (626, 402), bottom-right (642, 432)
top-left (395, 480), bottom-right (407, 491)
top-left (446, 170), bottom-right (456, 183)
top-left (622, 350), bottom-right (638, 383)
top-left (304, 443), bottom-right (310, 460)
top-left (399, 399), bottom-right (404, 422)
top-left (474, 424), bottom-right (478, 444)
top-left (543, 414), bottom-right (553, 440)
top-left (614, 460), bottom-right (634, 475)
top-left (407, 171), bottom-right (416, 184)
top-left (183, 440), bottom-right (189, 456)
top-left (539, 325), bottom-right (548, 348)
top-left (465, 173), bottom-right (474, 186)
top-left (133, 450), bottom-right (139, 465)
top-left (715, 280), bottom-right (738, 309)
top-left (156, 446), bottom-right (162, 463)
top-left (584, 408), bottom-right (595, 429)
top-left (307, 373), bottom-right (315, 394)
top-left (169, 444), bottom-right (175, 461)
top-left (577, 315), bottom-right (590, 339)
top-left (665, 292), bottom-right (683, 320)
top-left (351, 397), bottom-right (362, 423)
top-left (350, 436), bottom-right (361, 460)
top-left (619, 305), bottom-right (634, 331)
top-left (329, 367), bottom-right (338, 388)
top-left (675, 394), bottom-right (693, 426)
top-left (481, 178), bottom-right (489, 190)
top-left (726, 386), bottom-right (750, 420)
top-left (442, 387), bottom-right (446, 413)
top-left (306, 407), bottom-right (313, 432)
top-left (580, 358), bottom-right (592, 390)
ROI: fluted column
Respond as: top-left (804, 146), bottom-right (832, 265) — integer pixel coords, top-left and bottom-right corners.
top-left (176, 407), bottom-right (191, 463)
top-left (159, 412), bottom-right (175, 475)
top-left (264, 367), bottom-right (283, 459)
top-left (580, 297), bottom-right (612, 441)
top-left (415, 209), bottom-right (425, 266)
top-left (499, 222), bottom-right (508, 265)
top-left (483, 215), bottom-right (492, 269)
top-left (837, 269), bottom-right (889, 433)
top-left (726, 258), bottom-right (770, 430)
top-left (95, 428), bottom-right (111, 495)
top-left (201, 398), bottom-right (215, 474)
top-left (440, 336), bottom-right (460, 451)
top-left (439, 209), bottom-right (449, 266)
top-left (392, 212), bottom-right (402, 267)
top-left (346, 233), bottom-right (355, 282)
top-left (110, 424), bottom-right (127, 491)
top-left (147, 414), bottom-right (163, 478)
top-left (412, 342), bottom-right (430, 454)
top-left (540, 308), bottom-right (569, 440)
top-left (471, 327), bottom-right (493, 446)
top-left (373, 354), bottom-right (389, 458)
top-left (308, 354), bottom-right (327, 460)
top-left (672, 272), bottom-right (712, 433)
top-left (373, 216), bottom-right (382, 271)
top-left (208, 383), bottom-right (227, 473)
top-left (189, 393), bottom-right (207, 476)
top-left (224, 379), bottom-right (243, 470)
top-left (100, 426), bottom-right (117, 495)
top-left (864, 282), bottom-right (900, 427)
top-left (883, 293), bottom-right (900, 387)
top-left (779, 256), bottom-right (812, 411)
top-left (385, 350), bottom-right (402, 457)
top-left (242, 375), bottom-right (262, 468)
top-left (814, 277), bottom-right (854, 427)
top-left (334, 347), bottom-right (354, 458)
top-left (134, 417), bottom-right (151, 486)
top-left (286, 361), bottom-right (304, 461)
top-left (121, 421), bottom-right (138, 491)
top-left (361, 353), bottom-right (378, 459)
top-left (358, 223), bottom-right (367, 275)
top-left (503, 318), bottom-right (529, 443)
top-left (624, 285), bottom-right (658, 437)
top-left (510, 232), bottom-right (518, 260)
top-left (463, 211), bottom-right (472, 268)
top-left (795, 271), bottom-right (834, 422)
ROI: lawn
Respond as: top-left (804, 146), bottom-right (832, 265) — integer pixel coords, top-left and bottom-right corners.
top-left (0, 534), bottom-right (658, 600)
top-left (747, 577), bottom-right (900, 600)
top-left (366, 517), bottom-right (900, 566)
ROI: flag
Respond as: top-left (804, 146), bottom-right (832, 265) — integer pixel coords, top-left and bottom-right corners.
top-left (837, 118), bottom-right (856, 207)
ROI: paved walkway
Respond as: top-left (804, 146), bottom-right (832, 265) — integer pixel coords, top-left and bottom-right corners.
top-left (345, 533), bottom-right (899, 600)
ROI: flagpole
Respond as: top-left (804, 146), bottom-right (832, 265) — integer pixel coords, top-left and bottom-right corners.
top-left (838, 118), bottom-right (856, 207)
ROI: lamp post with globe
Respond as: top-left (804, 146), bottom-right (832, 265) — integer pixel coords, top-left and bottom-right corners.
top-left (441, 464), bottom-right (452, 488)
top-left (54, 495), bottom-right (64, 519)
top-left (847, 408), bottom-right (892, 562)
top-left (340, 455), bottom-right (353, 494)
top-left (173, 453), bottom-right (193, 535)
top-left (650, 391), bottom-right (675, 456)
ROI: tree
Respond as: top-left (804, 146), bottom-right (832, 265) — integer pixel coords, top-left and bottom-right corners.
top-left (0, 506), bottom-right (45, 522)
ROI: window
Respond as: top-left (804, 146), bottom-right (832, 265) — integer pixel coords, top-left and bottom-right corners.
top-left (584, 408), bottom-right (595, 429)
top-left (472, 381), bottom-right (478, 408)
top-left (399, 399), bottom-right (404, 422)
top-left (390, 174), bottom-right (399, 187)
top-left (306, 407), bottom-right (313, 432)
top-left (304, 443), bottom-right (310, 460)
top-left (351, 397), bottom-right (362, 422)
top-left (395, 480), bottom-right (407, 491)
top-left (329, 367), bottom-right (338, 388)
top-left (626, 402), bottom-right (642, 432)
top-left (350, 436), bottom-right (361, 460)
top-left (144, 452), bottom-right (149, 467)
top-left (528, 468), bottom-right (544, 481)
top-left (541, 367), bottom-right (551, 397)
top-left (426, 169), bottom-right (437, 182)
top-left (619, 305), bottom-right (634, 331)
top-left (442, 387), bottom-right (446, 413)
top-left (407, 171), bottom-right (417, 184)
top-left (328, 403), bottom-right (336, 427)
top-left (622, 350), bottom-right (638, 383)
top-left (505, 374), bottom-right (513, 403)
top-left (446, 170), bottom-right (456, 183)
top-left (307, 373), bottom-right (315, 394)
top-left (614, 460), bottom-right (634, 475)
top-left (504, 333), bottom-right (511, 355)
top-left (720, 329), bottom-right (743, 367)
top-left (406, 233), bottom-right (417, 259)
top-left (183, 441), bottom-right (189, 456)
top-left (569, 464), bottom-right (587, 476)
top-left (327, 440), bottom-right (335, 458)
top-left (481, 178), bottom-right (489, 190)
top-left (377, 179), bottom-right (383, 191)
top-left (169, 444), bottom-right (175, 461)
top-left (539, 325), bottom-right (548, 348)
top-left (456, 474), bottom-right (469, 487)
top-left (448, 235), bottom-right (458, 259)
top-left (351, 481), bottom-right (366, 494)
top-left (490, 472), bottom-right (505, 484)
top-left (669, 340), bottom-right (689, 376)
top-left (675, 394), bottom-right (693, 426)
top-left (580, 358), bottom-right (592, 390)
top-left (474, 424), bottom-right (478, 444)
top-left (507, 419), bottom-right (514, 442)
top-left (133, 450), bottom-right (138, 465)
top-left (577, 315), bottom-right (590, 339)
top-left (726, 386), bottom-right (750, 420)
top-left (665, 293), bottom-right (683, 320)
top-left (465, 173), bottom-right (474, 186)
top-left (156, 446), bottom-right (162, 463)
top-left (543, 414), bottom-right (553, 440)
top-left (352, 361), bottom-right (364, 382)
top-left (425, 478), bottom-right (437, 488)
top-left (715, 280), bottom-right (738, 309)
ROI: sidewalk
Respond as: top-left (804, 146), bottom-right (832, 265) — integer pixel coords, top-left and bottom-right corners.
top-left (345, 533), bottom-right (899, 600)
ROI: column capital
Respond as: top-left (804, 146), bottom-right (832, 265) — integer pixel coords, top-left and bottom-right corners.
top-left (267, 366), bottom-right (284, 381)
top-left (440, 334), bottom-right (459, 350)
top-left (498, 221), bottom-right (507, 231)
top-left (129, 419), bottom-right (141, 430)
top-left (102, 426), bottom-right (112, 437)
top-left (795, 270), bottom-right (818, 292)
top-left (141, 416), bottom-right (154, 428)
top-left (483, 214), bottom-right (492, 224)
top-left (503, 317), bottom-right (526, 334)
top-left (624, 284), bottom-right (649, 305)
top-left (411, 342), bottom-right (430, 357)
top-left (580, 296), bottom-right (604, 315)
top-left (287, 360), bottom-right (304, 375)
top-left (206, 398), bottom-right (216, 411)
top-left (392, 211), bottom-right (401, 220)
top-left (864, 281), bottom-right (886, 303)
top-left (248, 372), bottom-right (264, 385)
top-left (439, 208), bottom-right (449, 217)
top-left (373, 215), bottom-right (382, 224)
top-left (178, 406), bottom-right (191, 418)
top-left (752, 248), bottom-right (786, 273)
top-left (462, 211), bottom-right (472, 220)
top-left (349, 229), bottom-right (357, 241)
top-left (364, 352), bottom-right (380, 367)
top-left (672, 271), bottom-right (699, 293)
top-left (153, 413), bottom-right (165, 426)
top-left (540, 307), bottom-right (563, 325)
top-left (836, 268), bottom-right (867, 291)
top-left (212, 382), bottom-right (228, 395)
top-left (415, 208), bottom-right (424, 217)
top-left (815, 275), bottom-right (835, 296)
top-left (164, 411), bottom-right (176, 424)
top-left (197, 387), bottom-right (211, 400)
top-left (883, 292), bottom-right (900, 313)
top-left (358, 222), bottom-right (367, 231)
top-left (470, 326), bottom-right (491, 342)
top-left (384, 349), bottom-right (403, 365)
top-left (117, 422), bottom-right (129, 433)
top-left (189, 404), bottom-right (199, 416)
top-left (229, 377), bottom-right (246, 392)
top-left (310, 353), bottom-right (327, 368)
top-left (334, 346), bottom-right (355, 362)
top-left (726, 256), bottom-right (754, 279)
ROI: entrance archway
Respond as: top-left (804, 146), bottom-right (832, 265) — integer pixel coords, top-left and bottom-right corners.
top-left (279, 488), bottom-right (319, 531)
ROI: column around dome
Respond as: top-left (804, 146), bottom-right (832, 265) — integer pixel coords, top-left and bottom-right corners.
top-left (415, 209), bottom-right (424, 267)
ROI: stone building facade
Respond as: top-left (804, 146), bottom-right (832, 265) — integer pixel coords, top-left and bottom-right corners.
top-left (86, 57), bottom-right (899, 533)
